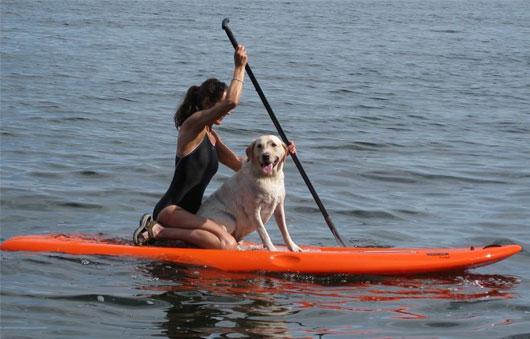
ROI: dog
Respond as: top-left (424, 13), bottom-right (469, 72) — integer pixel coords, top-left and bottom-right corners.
top-left (198, 135), bottom-right (301, 252)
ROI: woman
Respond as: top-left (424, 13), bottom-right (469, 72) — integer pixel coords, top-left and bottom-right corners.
top-left (133, 45), bottom-right (295, 249)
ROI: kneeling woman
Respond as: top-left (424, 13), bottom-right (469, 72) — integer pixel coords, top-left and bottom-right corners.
top-left (133, 45), bottom-right (249, 249)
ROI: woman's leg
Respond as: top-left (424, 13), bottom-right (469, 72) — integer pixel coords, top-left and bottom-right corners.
top-left (146, 205), bottom-right (237, 250)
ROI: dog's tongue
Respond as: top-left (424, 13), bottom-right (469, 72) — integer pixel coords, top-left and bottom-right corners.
top-left (262, 163), bottom-right (274, 174)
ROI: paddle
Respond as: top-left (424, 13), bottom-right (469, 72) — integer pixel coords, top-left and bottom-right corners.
top-left (222, 18), bottom-right (346, 247)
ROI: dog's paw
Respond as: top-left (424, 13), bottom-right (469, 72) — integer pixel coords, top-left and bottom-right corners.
top-left (266, 244), bottom-right (279, 252)
top-left (288, 243), bottom-right (303, 252)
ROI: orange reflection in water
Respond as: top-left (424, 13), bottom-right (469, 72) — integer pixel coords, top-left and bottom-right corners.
top-left (138, 262), bottom-right (519, 322)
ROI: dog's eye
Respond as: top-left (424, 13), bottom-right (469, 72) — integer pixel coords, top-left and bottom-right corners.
top-left (257, 144), bottom-right (263, 149)
top-left (271, 143), bottom-right (277, 148)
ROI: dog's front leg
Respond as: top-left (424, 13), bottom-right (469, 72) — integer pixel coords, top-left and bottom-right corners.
top-left (274, 201), bottom-right (302, 252)
top-left (253, 207), bottom-right (278, 252)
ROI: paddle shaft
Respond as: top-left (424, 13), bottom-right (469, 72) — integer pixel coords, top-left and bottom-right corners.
top-left (222, 18), bottom-right (346, 247)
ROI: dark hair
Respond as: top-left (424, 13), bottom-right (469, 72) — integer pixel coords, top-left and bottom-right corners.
top-left (174, 78), bottom-right (228, 129)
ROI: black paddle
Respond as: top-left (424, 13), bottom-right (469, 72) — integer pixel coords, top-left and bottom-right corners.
top-left (222, 18), bottom-right (346, 247)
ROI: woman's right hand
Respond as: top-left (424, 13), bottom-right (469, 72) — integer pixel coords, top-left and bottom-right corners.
top-left (234, 45), bottom-right (247, 68)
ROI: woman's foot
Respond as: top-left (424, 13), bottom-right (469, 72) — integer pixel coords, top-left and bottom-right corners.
top-left (133, 214), bottom-right (155, 246)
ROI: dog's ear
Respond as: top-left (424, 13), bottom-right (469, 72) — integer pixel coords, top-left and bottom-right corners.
top-left (281, 142), bottom-right (288, 163)
top-left (246, 140), bottom-right (256, 162)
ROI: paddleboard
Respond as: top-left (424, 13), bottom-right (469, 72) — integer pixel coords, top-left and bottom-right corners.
top-left (0, 233), bottom-right (521, 275)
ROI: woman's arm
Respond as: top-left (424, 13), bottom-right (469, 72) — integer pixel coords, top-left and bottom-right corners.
top-left (211, 130), bottom-right (243, 172)
top-left (183, 45), bottom-right (247, 133)
top-left (177, 46), bottom-right (247, 157)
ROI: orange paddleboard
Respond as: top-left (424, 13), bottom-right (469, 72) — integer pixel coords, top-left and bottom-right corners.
top-left (0, 233), bottom-right (521, 275)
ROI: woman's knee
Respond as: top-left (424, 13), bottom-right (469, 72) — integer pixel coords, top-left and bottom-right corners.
top-left (219, 234), bottom-right (237, 250)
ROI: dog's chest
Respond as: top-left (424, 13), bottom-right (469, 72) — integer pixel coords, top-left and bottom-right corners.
top-left (253, 178), bottom-right (284, 203)
top-left (233, 178), bottom-right (283, 228)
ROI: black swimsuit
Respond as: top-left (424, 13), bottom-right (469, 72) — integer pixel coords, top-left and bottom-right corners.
top-left (153, 136), bottom-right (218, 219)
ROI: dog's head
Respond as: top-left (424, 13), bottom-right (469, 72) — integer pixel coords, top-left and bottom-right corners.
top-left (246, 135), bottom-right (288, 177)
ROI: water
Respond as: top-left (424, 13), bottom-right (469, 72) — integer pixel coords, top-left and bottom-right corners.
top-left (1, 0), bottom-right (529, 337)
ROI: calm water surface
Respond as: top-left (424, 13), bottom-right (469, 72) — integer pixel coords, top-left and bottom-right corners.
top-left (1, 0), bottom-right (529, 337)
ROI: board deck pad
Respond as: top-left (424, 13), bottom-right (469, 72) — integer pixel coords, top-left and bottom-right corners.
top-left (1, 233), bottom-right (522, 275)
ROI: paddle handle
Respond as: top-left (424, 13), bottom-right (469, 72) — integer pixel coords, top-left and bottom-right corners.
top-left (222, 18), bottom-right (346, 247)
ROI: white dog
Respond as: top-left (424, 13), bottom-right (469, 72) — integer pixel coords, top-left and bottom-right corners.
top-left (198, 135), bottom-right (301, 252)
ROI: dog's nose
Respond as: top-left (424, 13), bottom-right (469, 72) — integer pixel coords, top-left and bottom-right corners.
top-left (262, 153), bottom-right (271, 162)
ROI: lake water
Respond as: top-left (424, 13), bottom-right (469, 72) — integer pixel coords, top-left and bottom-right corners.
top-left (1, 0), bottom-right (529, 337)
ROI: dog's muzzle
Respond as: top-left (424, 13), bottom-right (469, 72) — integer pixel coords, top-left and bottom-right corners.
top-left (260, 153), bottom-right (278, 175)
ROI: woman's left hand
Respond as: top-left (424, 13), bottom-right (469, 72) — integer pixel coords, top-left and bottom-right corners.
top-left (288, 140), bottom-right (296, 155)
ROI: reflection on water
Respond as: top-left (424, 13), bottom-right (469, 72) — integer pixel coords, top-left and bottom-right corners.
top-left (137, 262), bottom-right (519, 337)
